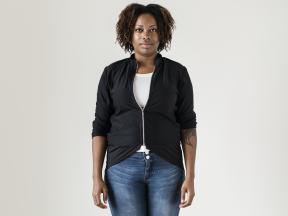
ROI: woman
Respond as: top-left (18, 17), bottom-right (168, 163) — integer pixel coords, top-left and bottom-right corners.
top-left (91, 3), bottom-right (197, 216)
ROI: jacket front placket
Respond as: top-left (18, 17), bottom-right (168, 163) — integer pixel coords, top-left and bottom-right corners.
top-left (128, 53), bottom-right (162, 153)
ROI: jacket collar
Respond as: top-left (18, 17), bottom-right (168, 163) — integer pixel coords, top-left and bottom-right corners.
top-left (128, 52), bottom-right (163, 95)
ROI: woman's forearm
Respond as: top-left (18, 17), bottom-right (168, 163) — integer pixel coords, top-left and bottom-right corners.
top-left (181, 128), bottom-right (197, 180)
top-left (92, 136), bottom-right (107, 180)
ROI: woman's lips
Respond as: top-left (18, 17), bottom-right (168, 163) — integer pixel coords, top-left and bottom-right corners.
top-left (140, 43), bottom-right (152, 48)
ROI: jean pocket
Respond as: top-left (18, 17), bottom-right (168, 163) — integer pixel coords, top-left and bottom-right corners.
top-left (106, 160), bottom-right (123, 173)
top-left (153, 153), bottom-right (184, 172)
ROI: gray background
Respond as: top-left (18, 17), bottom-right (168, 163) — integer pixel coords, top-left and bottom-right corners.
top-left (0, 0), bottom-right (287, 215)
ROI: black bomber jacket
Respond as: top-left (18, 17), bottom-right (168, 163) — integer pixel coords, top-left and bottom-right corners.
top-left (91, 52), bottom-right (197, 171)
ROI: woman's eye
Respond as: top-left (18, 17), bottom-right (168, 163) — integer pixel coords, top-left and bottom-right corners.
top-left (135, 28), bottom-right (157, 32)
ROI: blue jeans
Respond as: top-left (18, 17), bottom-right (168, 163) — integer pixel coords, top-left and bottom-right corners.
top-left (104, 151), bottom-right (185, 216)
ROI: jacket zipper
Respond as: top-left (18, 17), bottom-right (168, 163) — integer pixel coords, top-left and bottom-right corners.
top-left (132, 63), bottom-right (155, 154)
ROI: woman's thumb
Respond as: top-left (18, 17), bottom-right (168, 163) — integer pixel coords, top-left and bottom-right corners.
top-left (103, 188), bottom-right (108, 204)
top-left (181, 188), bottom-right (186, 203)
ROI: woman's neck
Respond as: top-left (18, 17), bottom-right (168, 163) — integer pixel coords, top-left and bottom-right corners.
top-left (134, 52), bottom-right (157, 67)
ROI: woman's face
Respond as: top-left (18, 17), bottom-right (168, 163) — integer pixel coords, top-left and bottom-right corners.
top-left (131, 13), bottom-right (160, 56)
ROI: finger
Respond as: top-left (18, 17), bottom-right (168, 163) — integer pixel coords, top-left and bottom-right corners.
top-left (180, 191), bottom-right (194, 208)
top-left (93, 192), bottom-right (100, 206)
top-left (180, 189), bottom-right (186, 204)
top-left (180, 201), bottom-right (190, 208)
top-left (179, 200), bottom-right (189, 208)
top-left (100, 192), bottom-right (108, 208)
top-left (95, 197), bottom-right (107, 209)
top-left (186, 191), bottom-right (194, 205)
top-left (94, 192), bottom-right (104, 208)
top-left (97, 201), bottom-right (106, 209)
top-left (179, 191), bottom-right (187, 208)
top-left (103, 189), bottom-right (108, 204)
top-left (99, 200), bottom-right (107, 209)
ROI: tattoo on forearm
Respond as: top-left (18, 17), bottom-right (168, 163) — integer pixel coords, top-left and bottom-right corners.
top-left (181, 128), bottom-right (197, 146)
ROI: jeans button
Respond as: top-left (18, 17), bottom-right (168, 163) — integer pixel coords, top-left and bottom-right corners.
top-left (145, 155), bottom-right (150, 159)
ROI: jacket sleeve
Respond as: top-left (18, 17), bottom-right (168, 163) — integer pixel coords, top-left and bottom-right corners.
top-left (175, 66), bottom-right (197, 129)
top-left (91, 66), bottom-right (113, 138)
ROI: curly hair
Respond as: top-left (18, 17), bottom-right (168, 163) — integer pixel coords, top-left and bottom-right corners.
top-left (116, 3), bottom-right (176, 54)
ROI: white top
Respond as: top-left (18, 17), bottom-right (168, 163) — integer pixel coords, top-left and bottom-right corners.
top-left (133, 72), bottom-right (154, 109)
top-left (133, 72), bottom-right (153, 152)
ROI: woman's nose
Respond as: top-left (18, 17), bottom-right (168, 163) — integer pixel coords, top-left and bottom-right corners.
top-left (143, 31), bottom-right (150, 39)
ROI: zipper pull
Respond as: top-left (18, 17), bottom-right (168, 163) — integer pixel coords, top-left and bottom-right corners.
top-left (144, 148), bottom-right (150, 155)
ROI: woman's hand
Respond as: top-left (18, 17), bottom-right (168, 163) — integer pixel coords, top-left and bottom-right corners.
top-left (179, 178), bottom-right (195, 208)
top-left (92, 178), bottom-right (109, 209)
